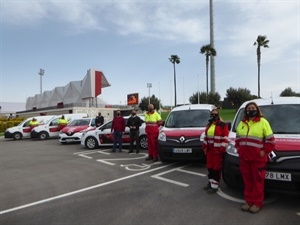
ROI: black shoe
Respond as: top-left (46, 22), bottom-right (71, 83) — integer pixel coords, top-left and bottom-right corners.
top-left (128, 150), bottom-right (133, 154)
top-left (111, 150), bottom-right (116, 153)
top-left (136, 150), bottom-right (140, 154)
top-left (203, 183), bottom-right (211, 190)
top-left (145, 156), bottom-right (153, 161)
top-left (207, 188), bottom-right (218, 194)
top-left (153, 158), bottom-right (159, 163)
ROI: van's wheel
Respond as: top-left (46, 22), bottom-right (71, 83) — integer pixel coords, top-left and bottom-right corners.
top-left (13, 132), bottom-right (23, 140)
top-left (139, 135), bottom-right (148, 150)
top-left (39, 131), bottom-right (49, 140)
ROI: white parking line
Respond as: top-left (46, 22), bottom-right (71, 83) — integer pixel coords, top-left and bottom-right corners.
top-left (177, 168), bottom-right (206, 177)
top-left (97, 160), bottom-right (115, 165)
top-left (151, 166), bottom-right (191, 187)
top-left (0, 163), bottom-right (177, 215)
top-left (78, 154), bottom-right (93, 159)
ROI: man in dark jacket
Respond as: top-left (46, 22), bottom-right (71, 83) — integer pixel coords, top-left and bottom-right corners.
top-left (127, 109), bottom-right (142, 154)
top-left (95, 112), bottom-right (104, 127)
top-left (111, 110), bottom-right (125, 152)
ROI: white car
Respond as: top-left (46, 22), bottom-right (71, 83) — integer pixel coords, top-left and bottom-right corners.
top-left (81, 116), bottom-right (147, 150)
top-left (59, 118), bottom-right (96, 144)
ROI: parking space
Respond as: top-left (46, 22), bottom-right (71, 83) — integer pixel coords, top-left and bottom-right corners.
top-left (1, 138), bottom-right (299, 225)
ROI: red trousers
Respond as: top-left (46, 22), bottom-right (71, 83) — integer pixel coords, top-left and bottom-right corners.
top-left (147, 132), bottom-right (158, 159)
top-left (240, 159), bottom-right (266, 208)
top-left (206, 149), bottom-right (223, 171)
top-left (206, 148), bottom-right (224, 188)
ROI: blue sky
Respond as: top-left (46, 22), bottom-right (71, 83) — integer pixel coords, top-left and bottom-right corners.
top-left (1, 0), bottom-right (299, 107)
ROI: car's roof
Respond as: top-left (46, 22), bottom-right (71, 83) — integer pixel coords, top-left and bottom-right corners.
top-left (71, 118), bottom-right (93, 121)
top-left (170, 104), bottom-right (216, 112)
top-left (240, 97), bottom-right (300, 108)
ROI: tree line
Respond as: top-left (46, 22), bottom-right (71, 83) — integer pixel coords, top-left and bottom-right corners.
top-left (138, 87), bottom-right (300, 111)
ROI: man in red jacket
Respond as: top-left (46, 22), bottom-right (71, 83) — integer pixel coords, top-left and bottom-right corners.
top-left (111, 110), bottom-right (125, 152)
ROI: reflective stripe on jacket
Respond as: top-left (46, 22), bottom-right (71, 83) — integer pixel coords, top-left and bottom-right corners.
top-left (235, 117), bottom-right (275, 162)
top-left (145, 111), bottom-right (162, 134)
top-left (202, 120), bottom-right (229, 153)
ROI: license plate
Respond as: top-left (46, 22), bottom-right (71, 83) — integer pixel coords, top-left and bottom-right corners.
top-left (66, 139), bottom-right (75, 142)
top-left (173, 148), bottom-right (192, 153)
top-left (265, 171), bottom-right (292, 182)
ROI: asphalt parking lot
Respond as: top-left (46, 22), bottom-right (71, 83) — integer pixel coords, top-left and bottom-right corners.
top-left (0, 138), bottom-right (299, 225)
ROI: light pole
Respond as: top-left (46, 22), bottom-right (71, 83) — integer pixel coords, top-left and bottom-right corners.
top-left (147, 83), bottom-right (152, 105)
top-left (38, 69), bottom-right (45, 95)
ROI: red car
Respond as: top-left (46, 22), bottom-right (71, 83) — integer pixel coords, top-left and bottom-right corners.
top-left (59, 118), bottom-right (96, 143)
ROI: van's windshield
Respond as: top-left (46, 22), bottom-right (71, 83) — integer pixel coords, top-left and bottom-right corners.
top-left (164, 110), bottom-right (210, 128)
top-left (232, 104), bottom-right (300, 134)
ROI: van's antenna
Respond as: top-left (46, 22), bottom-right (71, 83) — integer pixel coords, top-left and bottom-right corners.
top-left (271, 92), bottom-right (274, 105)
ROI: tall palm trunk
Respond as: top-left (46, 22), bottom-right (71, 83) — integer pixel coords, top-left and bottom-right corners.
top-left (257, 47), bottom-right (261, 98)
top-left (173, 63), bottom-right (177, 107)
top-left (205, 55), bottom-right (209, 102)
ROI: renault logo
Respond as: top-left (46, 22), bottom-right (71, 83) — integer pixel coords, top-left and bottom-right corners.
top-left (179, 136), bottom-right (185, 143)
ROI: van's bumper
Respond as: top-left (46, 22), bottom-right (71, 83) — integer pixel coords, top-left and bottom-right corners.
top-left (4, 131), bottom-right (13, 138)
top-left (158, 140), bottom-right (205, 161)
top-left (223, 152), bottom-right (300, 193)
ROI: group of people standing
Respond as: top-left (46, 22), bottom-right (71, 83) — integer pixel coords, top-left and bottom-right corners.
top-left (107, 104), bottom-right (162, 161)
top-left (202, 102), bottom-right (275, 214)
top-left (97, 101), bottom-right (275, 214)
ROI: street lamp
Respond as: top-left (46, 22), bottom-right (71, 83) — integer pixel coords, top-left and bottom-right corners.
top-left (38, 69), bottom-right (45, 95)
top-left (147, 83), bottom-right (152, 105)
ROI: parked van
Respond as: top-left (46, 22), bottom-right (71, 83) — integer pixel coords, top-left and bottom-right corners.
top-left (30, 113), bottom-right (88, 140)
top-left (158, 104), bottom-right (216, 162)
top-left (222, 97), bottom-right (300, 193)
top-left (4, 116), bottom-right (55, 140)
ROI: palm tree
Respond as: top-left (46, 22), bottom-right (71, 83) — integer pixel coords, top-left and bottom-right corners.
top-left (200, 44), bottom-right (217, 100)
top-left (254, 35), bottom-right (269, 98)
top-left (169, 55), bottom-right (180, 107)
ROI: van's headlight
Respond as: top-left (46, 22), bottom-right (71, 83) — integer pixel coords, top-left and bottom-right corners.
top-left (200, 133), bottom-right (205, 142)
top-left (158, 132), bottom-right (166, 141)
top-left (226, 143), bottom-right (239, 157)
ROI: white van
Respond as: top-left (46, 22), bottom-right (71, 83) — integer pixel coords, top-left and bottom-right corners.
top-left (222, 97), bottom-right (300, 193)
top-left (158, 104), bottom-right (216, 162)
top-left (30, 113), bottom-right (88, 140)
top-left (4, 116), bottom-right (55, 140)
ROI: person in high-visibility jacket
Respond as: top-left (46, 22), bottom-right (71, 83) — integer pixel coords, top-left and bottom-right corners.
top-left (202, 109), bottom-right (229, 194)
top-left (145, 104), bottom-right (162, 162)
top-left (58, 115), bottom-right (68, 130)
top-left (235, 102), bottom-right (275, 214)
top-left (29, 118), bottom-right (39, 127)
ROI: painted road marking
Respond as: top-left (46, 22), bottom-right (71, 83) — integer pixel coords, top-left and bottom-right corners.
top-left (120, 163), bottom-right (152, 171)
top-left (151, 166), bottom-right (191, 187)
top-left (96, 153), bottom-right (148, 166)
top-left (78, 154), bottom-right (92, 159)
top-left (0, 163), bottom-right (177, 215)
